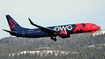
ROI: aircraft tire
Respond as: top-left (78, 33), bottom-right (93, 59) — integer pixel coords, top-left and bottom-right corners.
top-left (51, 36), bottom-right (57, 41)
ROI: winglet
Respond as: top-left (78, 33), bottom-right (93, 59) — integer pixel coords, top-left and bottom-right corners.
top-left (28, 18), bottom-right (56, 33)
top-left (28, 18), bottom-right (35, 25)
top-left (28, 18), bottom-right (43, 28)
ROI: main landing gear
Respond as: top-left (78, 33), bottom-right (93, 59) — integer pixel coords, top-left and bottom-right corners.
top-left (51, 36), bottom-right (57, 41)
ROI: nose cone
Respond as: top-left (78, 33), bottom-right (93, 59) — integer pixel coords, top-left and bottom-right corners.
top-left (90, 24), bottom-right (101, 31)
top-left (96, 25), bottom-right (101, 30)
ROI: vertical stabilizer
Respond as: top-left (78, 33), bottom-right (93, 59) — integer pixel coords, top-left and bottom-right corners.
top-left (6, 15), bottom-right (22, 31)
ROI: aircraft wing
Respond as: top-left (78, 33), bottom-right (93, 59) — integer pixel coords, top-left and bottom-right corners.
top-left (28, 18), bottom-right (56, 35)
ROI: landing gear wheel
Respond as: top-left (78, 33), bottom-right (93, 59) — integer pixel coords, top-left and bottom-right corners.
top-left (51, 36), bottom-right (57, 41)
top-left (53, 38), bottom-right (57, 41)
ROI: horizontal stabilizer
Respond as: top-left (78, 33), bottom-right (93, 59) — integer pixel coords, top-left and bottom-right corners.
top-left (3, 29), bottom-right (17, 34)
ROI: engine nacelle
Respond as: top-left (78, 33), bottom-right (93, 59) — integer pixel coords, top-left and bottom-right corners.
top-left (60, 35), bottom-right (70, 38)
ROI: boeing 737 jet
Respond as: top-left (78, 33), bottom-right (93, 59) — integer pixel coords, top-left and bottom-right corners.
top-left (3, 15), bottom-right (100, 41)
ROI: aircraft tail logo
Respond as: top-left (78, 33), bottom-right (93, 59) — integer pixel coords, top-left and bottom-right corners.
top-left (9, 19), bottom-right (16, 29)
top-left (6, 15), bottom-right (22, 31)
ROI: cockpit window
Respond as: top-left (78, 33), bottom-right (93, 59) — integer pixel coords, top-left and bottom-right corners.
top-left (92, 24), bottom-right (96, 26)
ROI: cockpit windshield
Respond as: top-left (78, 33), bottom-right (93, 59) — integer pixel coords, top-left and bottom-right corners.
top-left (92, 24), bottom-right (97, 26)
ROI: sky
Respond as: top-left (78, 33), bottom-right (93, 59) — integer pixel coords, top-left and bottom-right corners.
top-left (0, 0), bottom-right (105, 39)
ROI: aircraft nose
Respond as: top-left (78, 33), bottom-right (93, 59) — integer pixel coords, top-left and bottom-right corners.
top-left (96, 25), bottom-right (101, 30)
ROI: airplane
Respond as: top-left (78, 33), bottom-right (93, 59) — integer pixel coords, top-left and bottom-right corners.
top-left (3, 15), bottom-right (100, 41)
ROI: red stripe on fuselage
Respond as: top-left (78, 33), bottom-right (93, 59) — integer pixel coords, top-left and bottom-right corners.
top-left (73, 23), bottom-right (88, 33)
top-left (73, 24), bottom-right (82, 33)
